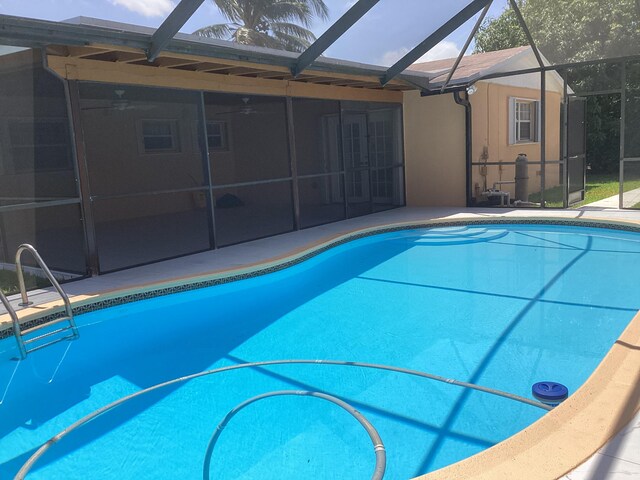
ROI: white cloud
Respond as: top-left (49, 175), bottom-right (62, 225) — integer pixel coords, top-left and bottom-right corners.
top-left (416, 40), bottom-right (461, 63)
top-left (378, 40), bottom-right (462, 66)
top-left (378, 47), bottom-right (410, 67)
top-left (111, 0), bottom-right (175, 18)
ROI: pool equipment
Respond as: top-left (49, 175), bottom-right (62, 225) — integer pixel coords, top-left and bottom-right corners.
top-left (515, 153), bottom-right (529, 201)
top-left (532, 382), bottom-right (569, 406)
top-left (481, 153), bottom-right (529, 206)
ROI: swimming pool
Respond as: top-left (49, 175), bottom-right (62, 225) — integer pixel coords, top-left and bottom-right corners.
top-left (1, 223), bottom-right (639, 479)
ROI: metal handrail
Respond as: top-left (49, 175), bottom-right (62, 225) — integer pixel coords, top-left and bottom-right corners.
top-left (15, 244), bottom-right (72, 318)
top-left (8, 244), bottom-right (79, 359)
top-left (0, 290), bottom-right (26, 359)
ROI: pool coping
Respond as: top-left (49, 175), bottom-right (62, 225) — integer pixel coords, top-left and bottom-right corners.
top-left (2, 214), bottom-right (640, 480)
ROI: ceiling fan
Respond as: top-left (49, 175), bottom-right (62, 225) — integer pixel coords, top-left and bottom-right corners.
top-left (81, 89), bottom-right (156, 112)
top-left (214, 97), bottom-right (266, 116)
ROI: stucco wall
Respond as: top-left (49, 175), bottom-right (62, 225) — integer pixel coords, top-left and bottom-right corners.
top-left (403, 80), bottom-right (563, 207)
top-left (403, 90), bottom-right (467, 207)
top-left (470, 81), bottom-right (562, 202)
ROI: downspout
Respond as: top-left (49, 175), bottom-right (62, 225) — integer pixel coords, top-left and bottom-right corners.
top-left (453, 90), bottom-right (472, 207)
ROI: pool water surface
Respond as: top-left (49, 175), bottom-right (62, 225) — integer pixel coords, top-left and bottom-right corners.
top-left (1, 224), bottom-right (639, 479)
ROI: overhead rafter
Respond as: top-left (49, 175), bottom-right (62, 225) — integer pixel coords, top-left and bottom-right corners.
top-left (292, 0), bottom-right (381, 77)
top-left (48, 44), bottom-right (417, 93)
top-left (440, 0), bottom-right (493, 93)
top-left (381, 0), bottom-right (492, 85)
top-left (0, 14), bottom-right (431, 88)
top-left (508, 0), bottom-right (544, 69)
top-left (147, 0), bottom-right (205, 62)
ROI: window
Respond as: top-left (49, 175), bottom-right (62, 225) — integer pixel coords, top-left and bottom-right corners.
top-left (509, 98), bottom-right (540, 144)
top-left (7, 119), bottom-right (72, 172)
top-left (138, 119), bottom-right (180, 153)
top-left (206, 121), bottom-right (228, 151)
top-left (516, 101), bottom-right (533, 142)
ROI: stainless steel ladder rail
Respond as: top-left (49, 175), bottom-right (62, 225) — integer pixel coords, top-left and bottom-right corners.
top-left (0, 290), bottom-right (27, 359)
top-left (10, 244), bottom-right (79, 358)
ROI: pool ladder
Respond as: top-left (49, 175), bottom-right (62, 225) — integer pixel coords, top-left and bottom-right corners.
top-left (0, 244), bottom-right (78, 359)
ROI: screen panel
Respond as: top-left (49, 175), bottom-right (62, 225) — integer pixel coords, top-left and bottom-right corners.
top-left (622, 161), bottom-right (640, 209)
top-left (521, 0), bottom-right (640, 65)
top-left (372, 166), bottom-right (405, 212)
top-left (625, 60), bottom-right (640, 159)
top-left (0, 47), bottom-right (79, 207)
top-left (92, 190), bottom-right (211, 272)
top-left (292, 98), bottom-right (342, 176)
top-left (79, 83), bottom-right (206, 197)
top-left (298, 174), bottom-right (345, 229)
top-left (0, 203), bottom-right (87, 279)
top-left (213, 181), bottom-right (294, 247)
top-left (204, 93), bottom-right (290, 185)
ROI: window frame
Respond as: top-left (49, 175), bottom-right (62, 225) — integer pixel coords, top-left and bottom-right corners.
top-left (516, 100), bottom-right (533, 143)
top-left (509, 97), bottom-right (541, 145)
top-left (205, 120), bottom-right (229, 152)
top-left (137, 119), bottom-right (181, 154)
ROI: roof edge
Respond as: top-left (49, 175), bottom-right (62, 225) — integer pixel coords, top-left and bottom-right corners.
top-left (0, 14), bottom-right (433, 90)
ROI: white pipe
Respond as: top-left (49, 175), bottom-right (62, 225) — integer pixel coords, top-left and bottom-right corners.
top-left (15, 359), bottom-right (551, 479)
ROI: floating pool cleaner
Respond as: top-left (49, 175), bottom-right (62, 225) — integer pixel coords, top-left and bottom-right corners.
top-left (532, 382), bottom-right (568, 406)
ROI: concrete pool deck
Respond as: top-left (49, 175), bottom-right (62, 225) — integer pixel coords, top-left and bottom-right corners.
top-left (1, 206), bottom-right (640, 480)
top-left (578, 187), bottom-right (640, 210)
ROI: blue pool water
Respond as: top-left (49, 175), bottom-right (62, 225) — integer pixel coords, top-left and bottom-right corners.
top-left (1, 224), bottom-right (639, 479)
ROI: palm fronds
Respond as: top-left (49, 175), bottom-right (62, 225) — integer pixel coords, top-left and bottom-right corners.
top-left (194, 0), bottom-right (328, 53)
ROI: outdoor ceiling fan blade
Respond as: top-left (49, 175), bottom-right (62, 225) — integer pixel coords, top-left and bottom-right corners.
top-left (213, 108), bottom-right (275, 115)
top-left (80, 106), bottom-right (112, 111)
top-left (214, 109), bottom-right (247, 115)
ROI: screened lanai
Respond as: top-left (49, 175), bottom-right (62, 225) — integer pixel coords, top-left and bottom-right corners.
top-left (0, 0), bottom-right (639, 281)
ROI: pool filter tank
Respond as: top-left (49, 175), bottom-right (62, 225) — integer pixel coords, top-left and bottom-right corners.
top-left (515, 153), bottom-right (529, 202)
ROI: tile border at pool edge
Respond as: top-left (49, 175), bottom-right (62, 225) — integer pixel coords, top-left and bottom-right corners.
top-left (2, 215), bottom-right (639, 339)
top-left (1, 215), bottom-right (639, 480)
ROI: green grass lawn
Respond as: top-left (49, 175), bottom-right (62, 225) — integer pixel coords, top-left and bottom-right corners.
top-left (529, 173), bottom-right (640, 208)
top-left (0, 269), bottom-right (50, 296)
top-left (578, 174), bottom-right (640, 207)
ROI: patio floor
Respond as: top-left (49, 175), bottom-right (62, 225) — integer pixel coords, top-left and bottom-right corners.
top-left (2, 206), bottom-right (640, 312)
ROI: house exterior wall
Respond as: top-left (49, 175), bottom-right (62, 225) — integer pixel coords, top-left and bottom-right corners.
top-left (470, 81), bottom-right (563, 202)
top-left (402, 79), bottom-right (563, 208)
top-left (403, 90), bottom-right (467, 207)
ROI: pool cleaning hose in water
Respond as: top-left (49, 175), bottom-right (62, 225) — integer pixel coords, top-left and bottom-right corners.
top-left (202, 390), bottom-right (386, 480)
top-left (15, 359), bottom-right (551, 479)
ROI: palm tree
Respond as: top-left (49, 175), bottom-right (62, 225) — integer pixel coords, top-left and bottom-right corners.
top-left (193, 0), bottom-right (329, 53)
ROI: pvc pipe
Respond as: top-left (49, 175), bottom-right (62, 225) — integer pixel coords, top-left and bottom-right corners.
top-left (202, 390), bottom-right (385, 480)
top-left (15, 359), bottom-right (552, 479)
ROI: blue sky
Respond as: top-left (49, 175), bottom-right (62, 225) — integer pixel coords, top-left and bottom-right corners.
top-left (0, 0), bottom-right (509, 65)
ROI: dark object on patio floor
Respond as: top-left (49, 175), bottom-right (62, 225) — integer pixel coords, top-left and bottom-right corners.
top-left (216, 193), bottom-right (244, 208)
